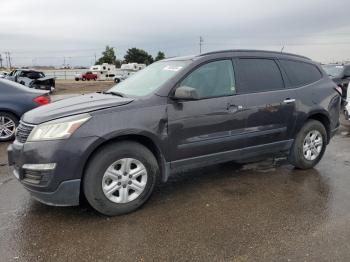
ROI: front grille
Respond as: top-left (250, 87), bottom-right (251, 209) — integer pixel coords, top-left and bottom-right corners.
top-left (16, 122), bottom-right (35, 143)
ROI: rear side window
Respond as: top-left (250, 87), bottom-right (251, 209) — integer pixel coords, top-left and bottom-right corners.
top-left (237, 58), bottom-right (284, 93)
top-left (280, 60), bottom-right (322, 87)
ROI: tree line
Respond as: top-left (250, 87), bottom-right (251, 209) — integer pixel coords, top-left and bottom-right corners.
top-left (96, 46), bottom-right (165, 67)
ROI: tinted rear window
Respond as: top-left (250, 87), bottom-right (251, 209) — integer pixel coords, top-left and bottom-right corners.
top-left (280, 60), bottom-right (322, 87)
top-left (237, 58), bottom-right (284, 93)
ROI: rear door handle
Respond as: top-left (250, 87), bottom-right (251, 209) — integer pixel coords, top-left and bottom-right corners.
top-left (283, 98), bottom-right (296, 104)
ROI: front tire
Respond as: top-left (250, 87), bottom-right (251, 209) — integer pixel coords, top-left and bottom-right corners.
top-left (83, 141), bottom-right (159, 216)
top-left (0, 112), bottom-right (18, 142)
top-left (288, 120), bottom-right (327, 169)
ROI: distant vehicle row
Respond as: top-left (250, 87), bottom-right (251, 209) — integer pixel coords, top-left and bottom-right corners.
top-left (5, 69), bottom-right (55, 92)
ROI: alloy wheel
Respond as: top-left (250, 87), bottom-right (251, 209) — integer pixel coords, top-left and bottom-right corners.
top-left (0, 116), bottom-right (16, 140)
top-left (303, 130), bottom-right (323, 161)
top-left (102, 158), bottom-right (148, 204)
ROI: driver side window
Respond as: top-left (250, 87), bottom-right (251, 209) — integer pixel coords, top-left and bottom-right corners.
top-left (180, 60), bottom-right (236, 99)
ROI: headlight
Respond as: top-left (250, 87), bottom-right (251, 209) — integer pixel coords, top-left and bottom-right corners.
top-left (27, 113), bottom-right (91, 142)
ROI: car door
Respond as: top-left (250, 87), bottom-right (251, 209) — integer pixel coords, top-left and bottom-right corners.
top-left (167, 59), bottom-right (247, 168)
top-left (235, 57), bottom-right (297, 149)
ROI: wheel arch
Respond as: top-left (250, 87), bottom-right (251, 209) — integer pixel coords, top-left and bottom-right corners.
top-left (0, 108), bottom-right (20, 120)
top-left (305, 111), bottom-right (331, 143)
top-left (80, 133), bottom-right (169, 198)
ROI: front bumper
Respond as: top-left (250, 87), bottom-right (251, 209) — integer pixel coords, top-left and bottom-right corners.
top-left (7, 136), bottom-right (100, 206)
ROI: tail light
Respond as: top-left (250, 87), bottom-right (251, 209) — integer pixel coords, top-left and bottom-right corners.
top-left (33, 95), bottom-right (50, 105)
top-left (335, 86), bottom-right (343, 96)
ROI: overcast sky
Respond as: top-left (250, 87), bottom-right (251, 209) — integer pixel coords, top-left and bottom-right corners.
top-left (1, 0), bottom-right (350, 67)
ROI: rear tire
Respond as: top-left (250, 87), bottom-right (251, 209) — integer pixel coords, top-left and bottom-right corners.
top-left (83, 141), bottom-right (159, 216)
top-left (0, 112), bottom-right (18, 142)
top-left (288, 120), bottom-right (327, 169)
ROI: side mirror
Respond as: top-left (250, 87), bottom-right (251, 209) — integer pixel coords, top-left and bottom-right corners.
top-left (173, 86), bottom-right (199, 100)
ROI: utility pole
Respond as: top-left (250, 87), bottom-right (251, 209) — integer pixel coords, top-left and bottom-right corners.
top-left (4, 52), bottom-right (11, 69)
top-left (5, 52), bottom-right (8, 68)
top-left (0, 54), bottom-right (2, 68)
top-left (199, 36), bottom-right (204, 54)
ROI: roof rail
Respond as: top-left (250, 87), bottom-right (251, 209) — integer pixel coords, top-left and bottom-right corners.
top-left (199, 49), bottom-right (311, 60)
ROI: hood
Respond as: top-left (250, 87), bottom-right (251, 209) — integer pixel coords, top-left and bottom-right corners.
top-left (23, 92), bottom-right (134, 124)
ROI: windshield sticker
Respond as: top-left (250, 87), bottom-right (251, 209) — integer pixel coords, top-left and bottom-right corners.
top-left (163, 65), bottom-right (183, 72)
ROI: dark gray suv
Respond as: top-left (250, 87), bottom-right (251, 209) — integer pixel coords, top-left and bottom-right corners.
top-left (8, 50), bottom-right (341, 216)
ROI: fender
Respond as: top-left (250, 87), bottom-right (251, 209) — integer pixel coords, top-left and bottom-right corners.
top-left (294, 108), bottom-right (331, 141)
top-left (0, 105), bottom-right (21, 118)
top-left (79, 129), bottom-right (170, 183)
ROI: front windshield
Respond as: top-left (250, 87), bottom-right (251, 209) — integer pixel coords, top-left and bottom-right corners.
top-left (109, 60), bottom-right (190, 96)
top-left (322, 65), bottom-right (344, 77)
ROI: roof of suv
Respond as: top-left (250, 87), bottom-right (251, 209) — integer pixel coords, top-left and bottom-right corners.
top-left (163, 49), bottom-right (311, 62)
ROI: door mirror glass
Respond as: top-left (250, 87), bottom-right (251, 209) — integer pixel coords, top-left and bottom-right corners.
top-left (173, 86), bottom-right (199, 100)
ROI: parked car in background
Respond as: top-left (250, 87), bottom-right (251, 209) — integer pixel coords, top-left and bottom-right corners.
top-left (0, 71), bottom-right (8, 78)
top-left (322, 64), bottom-right (350, 102)
top-left (8, 50), bottom-right (341, 216)
top-left (6, 69), bottom-right (55, 92)
top-left (75, 71), bottom-right (98, 81)
top-left (0, 79), bottom-right (50, 141)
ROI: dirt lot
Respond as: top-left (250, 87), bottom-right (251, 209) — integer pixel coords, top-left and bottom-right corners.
top-left (54, 80), bottom-right (114, 95)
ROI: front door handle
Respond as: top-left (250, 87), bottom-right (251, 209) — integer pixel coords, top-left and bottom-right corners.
top-left (283, 98), bottom-right (296, 104)
top-left (226, 103), bottom-right (243, 111)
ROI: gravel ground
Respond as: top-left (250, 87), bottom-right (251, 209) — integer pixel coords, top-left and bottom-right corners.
top-left (54, 80), bottom-right (114, 95)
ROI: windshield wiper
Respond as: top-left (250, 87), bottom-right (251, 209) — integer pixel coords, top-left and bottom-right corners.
top-left (103, 91), bottom-right (125, 97)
